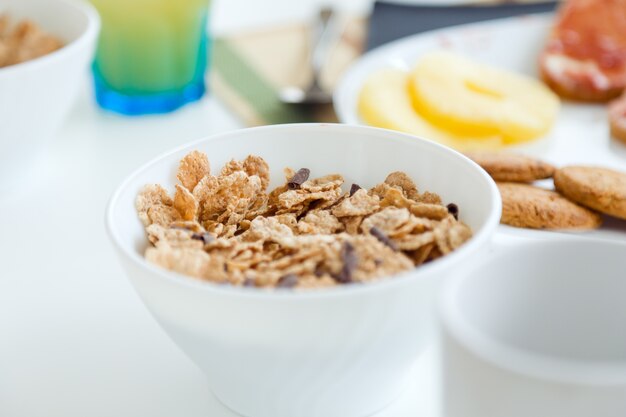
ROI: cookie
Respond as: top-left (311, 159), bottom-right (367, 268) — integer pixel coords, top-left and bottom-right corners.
top-left (608, 94), bottom-right (626, 145)
top-left (498, 182), bottom-right (602, 230)
top-left (465, 151), bottom-right (555, 182)
top-left (554, 166), bottom-right (626, 220)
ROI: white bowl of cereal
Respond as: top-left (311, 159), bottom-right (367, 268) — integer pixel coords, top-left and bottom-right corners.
top-left (106, 123), bottom-right (501, 417)
top-left (0, 0), bottom-right (99, 193)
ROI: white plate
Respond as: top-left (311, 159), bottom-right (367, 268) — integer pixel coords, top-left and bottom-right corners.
top-left (335, 13), bottom-right (626, 242)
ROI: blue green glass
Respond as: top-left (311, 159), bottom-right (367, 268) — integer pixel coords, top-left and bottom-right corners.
top-left (90, 0), bottom-right (210, 115)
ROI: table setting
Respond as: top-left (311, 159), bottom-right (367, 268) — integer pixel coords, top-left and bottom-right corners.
top-left (1, 0), bottom-right (625, 416)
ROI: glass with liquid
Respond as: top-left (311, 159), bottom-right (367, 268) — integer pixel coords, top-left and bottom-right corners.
top-left (90, 0), bottom-right (210, 115)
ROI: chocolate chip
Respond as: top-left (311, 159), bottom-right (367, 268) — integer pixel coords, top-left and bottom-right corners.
top-left (336, 242), bottom-right (358, 284)
top-left (277, 273), bottom-right (298, 288)
top-left (349, 183), bottom-right (362, 197)
top-left (287, 168), bottom-right (310, 189)
top-left (370, 227), bottom-right (398, 251)
top-left (191, 232), bottom-right (214, 244)
top-left (243, 278), bottom-right (256, 287)
top-left (446, 203), bottom-right (459, 220)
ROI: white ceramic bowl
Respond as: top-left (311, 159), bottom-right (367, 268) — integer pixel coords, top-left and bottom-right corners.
top-left (441, 239), bottom-right (626, 417)
top-left (106, 124), bottom-right (500, 417)
top-left (0, 0), bottom-right (99, 193)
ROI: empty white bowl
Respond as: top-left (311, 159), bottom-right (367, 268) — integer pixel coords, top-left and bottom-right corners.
top-left (0, 0), bottom-right (99, 193)
top-left (106, 124), bottom-right (500, 417)
top-left (441, 239), bottom-right (626, 417)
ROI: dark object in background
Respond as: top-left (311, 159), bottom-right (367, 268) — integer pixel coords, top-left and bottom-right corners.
top-left (367, 1), bottom-right (557, 51)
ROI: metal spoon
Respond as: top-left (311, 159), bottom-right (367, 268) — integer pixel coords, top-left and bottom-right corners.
top-left (279, 7), bottom-right (337, 105)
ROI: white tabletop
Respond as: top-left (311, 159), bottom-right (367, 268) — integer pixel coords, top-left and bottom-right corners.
top-left (0, 1), bottom-right (438, 416)
top-left (5, 0), bottom-right (611, 415)
top-left (1, 94), bottom-right (442, 417)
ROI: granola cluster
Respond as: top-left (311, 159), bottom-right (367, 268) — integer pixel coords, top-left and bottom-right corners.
top-left (136, 151), bottom-right (473, 289)
top-left (0, 15), bottom-right (63, 68)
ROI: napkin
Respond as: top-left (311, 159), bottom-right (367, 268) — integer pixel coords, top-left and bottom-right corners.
top-left (210, 17), bottom-right (366, 125)
top-left (210, 1), bottom-right (557, 127)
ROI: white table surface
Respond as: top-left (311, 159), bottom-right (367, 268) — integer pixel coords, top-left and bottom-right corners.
top-left (0, 1), bottom-right (440, 416)
top-left (6, 1), bottom-right (619, 415)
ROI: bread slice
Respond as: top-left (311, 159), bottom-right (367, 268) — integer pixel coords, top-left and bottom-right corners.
top-left (540, 0), bottom-right (626, 102)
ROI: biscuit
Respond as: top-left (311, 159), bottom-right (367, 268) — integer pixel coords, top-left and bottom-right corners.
top-left (465, 151), bottom-right (555, 182)
top-left (554, 166), bottom-right (626, 220)
top-left (608, 94), bottom-right (626, 145)
top-left (498, 182), bottom-right (602, 230)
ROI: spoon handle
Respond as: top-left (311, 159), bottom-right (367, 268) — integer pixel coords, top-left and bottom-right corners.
top-left (310, 7), bottom-right (337, 86)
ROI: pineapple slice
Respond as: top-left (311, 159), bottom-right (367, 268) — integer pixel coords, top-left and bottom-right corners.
top-left (409, 52), bottom-right (560, 144)
top-left (358, 68), bottom-right (505, 150)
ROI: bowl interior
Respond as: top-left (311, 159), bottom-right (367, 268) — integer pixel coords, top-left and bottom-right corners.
top-left (0, 0), bottom-right (91, 46)
top-left (449, 240), bottom-right (626, 375)
top-left (108, 124), bottom-right (499, 285)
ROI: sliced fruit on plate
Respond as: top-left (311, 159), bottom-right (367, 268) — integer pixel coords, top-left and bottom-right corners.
top-left (409, 51), bottom-right (560, 144)
top-left (358, 68), bottom-right (505, 150)
top-left (540, 0), bottom-right (626, 102)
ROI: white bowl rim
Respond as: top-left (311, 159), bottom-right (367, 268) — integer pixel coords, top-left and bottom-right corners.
top-left (0, 0), bottom-right (100, 76)
top-left (441, 238), bottom-right (626, 385)
top-left (105, 123), bottom-right (501, 300)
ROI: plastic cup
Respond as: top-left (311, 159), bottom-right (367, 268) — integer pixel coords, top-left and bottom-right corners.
top-left (90, 0), bottom-right (210, 115)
